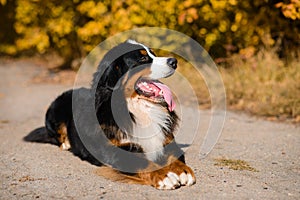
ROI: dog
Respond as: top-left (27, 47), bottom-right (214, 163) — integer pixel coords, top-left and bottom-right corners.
top-left (24, 40), bottom-right (196, 189)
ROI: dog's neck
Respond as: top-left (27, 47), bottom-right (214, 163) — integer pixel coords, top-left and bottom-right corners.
top-left (125, 97), bottom-right (172, 161)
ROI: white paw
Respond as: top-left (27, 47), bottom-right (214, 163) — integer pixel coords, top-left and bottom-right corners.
top-left (181, 173), bottom-right (195, 186)
top-left (60, 141), bottom-right (71, 150)
top-left (157, 172), bottom-right (195, 190)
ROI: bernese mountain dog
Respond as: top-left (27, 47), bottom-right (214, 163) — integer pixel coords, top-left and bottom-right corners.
top-left (25, 40), bottom-right (196, 190)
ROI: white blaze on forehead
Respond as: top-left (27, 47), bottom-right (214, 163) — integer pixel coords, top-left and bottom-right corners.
top-left (126, 39), bottom-right (156, 59)
top-left (127, 39), bottom-right (175, 79)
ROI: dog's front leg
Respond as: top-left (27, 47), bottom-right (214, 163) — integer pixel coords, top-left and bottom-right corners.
top-left (136, 142), bottom-right (196, 190)
top-left (136, 155), bottom-right (196, 189)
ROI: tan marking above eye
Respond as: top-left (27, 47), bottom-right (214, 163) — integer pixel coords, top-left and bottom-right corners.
top-left (140, 50), bottom-right (148, 56)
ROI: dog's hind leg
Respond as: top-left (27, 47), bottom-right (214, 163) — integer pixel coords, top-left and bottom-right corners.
top-left (56, 123), bottom-right (71, 150)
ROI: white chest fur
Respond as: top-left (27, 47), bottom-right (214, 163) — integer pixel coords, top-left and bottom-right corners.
top-left (126, 97), bottom-right (170, 161)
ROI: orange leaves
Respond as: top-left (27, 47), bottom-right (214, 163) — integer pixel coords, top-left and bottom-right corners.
top-left (0, 0), bottom-right (299, 64)
top-left (178, 8), bottom-right (198, 25)
top-left (276, 0), bottom-right (300, 20)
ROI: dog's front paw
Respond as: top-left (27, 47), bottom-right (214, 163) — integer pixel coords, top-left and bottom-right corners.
top-left (156, 171), bottom-right (195, 190)
top-left (152, 162), bottom-right (196, 190)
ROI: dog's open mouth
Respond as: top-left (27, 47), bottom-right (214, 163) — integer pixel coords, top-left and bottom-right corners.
top-left (135, 78), bottom-right (175, 112)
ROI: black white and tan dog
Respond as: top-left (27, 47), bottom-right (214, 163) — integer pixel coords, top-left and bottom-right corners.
top-left (25, 40), bottom-right (196, 189)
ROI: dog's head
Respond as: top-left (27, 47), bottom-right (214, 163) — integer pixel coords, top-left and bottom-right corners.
top-left (93, 40), bottom-right (177, 112)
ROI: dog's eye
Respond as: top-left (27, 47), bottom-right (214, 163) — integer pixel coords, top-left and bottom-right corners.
top-left (139, 56), bottom-right (149, 62)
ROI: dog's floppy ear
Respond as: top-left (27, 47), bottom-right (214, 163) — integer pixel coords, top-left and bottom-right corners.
top-left (92, 59), bottom-right (121, 91)
top-left (123, 56), bottom-right (138, 69)
top-left (102, 61), bottom-right (119, 90)
top-left (92, 41), bottom-right (142, 91)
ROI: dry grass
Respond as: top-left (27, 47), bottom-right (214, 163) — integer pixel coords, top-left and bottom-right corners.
top-left (214, 158), bottom-right (259, 172)
top-left (221, 49), bottom-right (300, 122)
top-left (177, 60), bottom-right (211, 108)
top-left (178, 48), bottom-right (300, 123)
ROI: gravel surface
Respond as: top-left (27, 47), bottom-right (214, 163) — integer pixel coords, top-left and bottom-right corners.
top-left (0, 59), bottom-right (299, 199)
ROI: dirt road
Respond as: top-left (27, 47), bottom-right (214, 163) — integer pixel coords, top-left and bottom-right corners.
top-left (0, 59), bottom-right (299, 199)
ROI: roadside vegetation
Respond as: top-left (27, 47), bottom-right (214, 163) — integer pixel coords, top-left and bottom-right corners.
top-left (221, 48), bottom-right (300, 122)
top-left (178, 47), bottom-right (300, 122)
top-left (0, 0), bottom-right (299, 121)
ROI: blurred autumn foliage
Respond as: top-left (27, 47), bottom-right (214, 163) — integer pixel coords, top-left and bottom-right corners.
top-left (0, 0), bottom-right (299, 120)
top-left (0, 0), bottom-right (299, 68)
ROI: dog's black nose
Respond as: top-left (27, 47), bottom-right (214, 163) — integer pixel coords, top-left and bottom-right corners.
top-left (167, 58), bottom-right (177, 69)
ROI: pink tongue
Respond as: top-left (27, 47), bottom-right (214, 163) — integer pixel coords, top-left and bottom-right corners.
top-left (153, 82), bottom-right (176, 112)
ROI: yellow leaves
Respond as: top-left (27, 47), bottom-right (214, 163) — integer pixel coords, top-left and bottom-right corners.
top-left (159, 0), bottom-right (177, 14)
top-left (14, 22), bottom-right (25, 34)
top-left (78, 21), bottom-right (105, 42)
top-left (241, 18), bottom-right (248, 26)
top-left (235, 12), bottom-right (243, 23)
top-left (229, 12), bottom-right (243, 32)
top-left (0, 0), bottom-right (6, 5)
top-left (231, 24), bottom-right (238, 32)
top-left (13, 0), bottom-right (71, 54)
top-left (228, 0), bottom-right (237, 6)
top-left (93, 1), bottom-right (108, 16)
top-left (47, 14), bottom-right (74, 37)
top-left (218, 20), bottom-right (228, 32)
top-left (52, 37), bottom-right (68, 49)
top-left (35, 33), bottom-right (50, 53)
top-left (201, 4), bottom-right (217, 21)
top-left (276, 0), bottom-right (300, 20)
top-left (15, 0), bottom-right (38, 24)
top-left (201, 4), bottom-right (211, 13)
top-left (0, 45), bottom-right (17, 55)
top-left (13, 0), bottom-right (50, 53)
top-left (205, 33), bottom-right (218, 47)
top-left (76, 1), bottom-right (96, 14)
top-left (199, 28), bottom-right (207, 35)
top-left (49, 5), bottom-right (65, 18)
top-left (77, 1), bottom-right (107, 19)
top-left (130, 14), bottom-right (145, 25)
top-left (1, 0), bottom-right (297, 63)
top-left (252, 35), bottom-right (260, 46)
top-left (182, 0), bottom-right (201, 8)
top-left (111, 9), bottom-right (133, 32)
top-left (16, 28), bottom-right (49, 53)
top-left (210, 0), bottom-right (227, 10)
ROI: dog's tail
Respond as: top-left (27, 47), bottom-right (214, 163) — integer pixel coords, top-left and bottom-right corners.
top-left (23, 127), bottom-right (59, 145)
